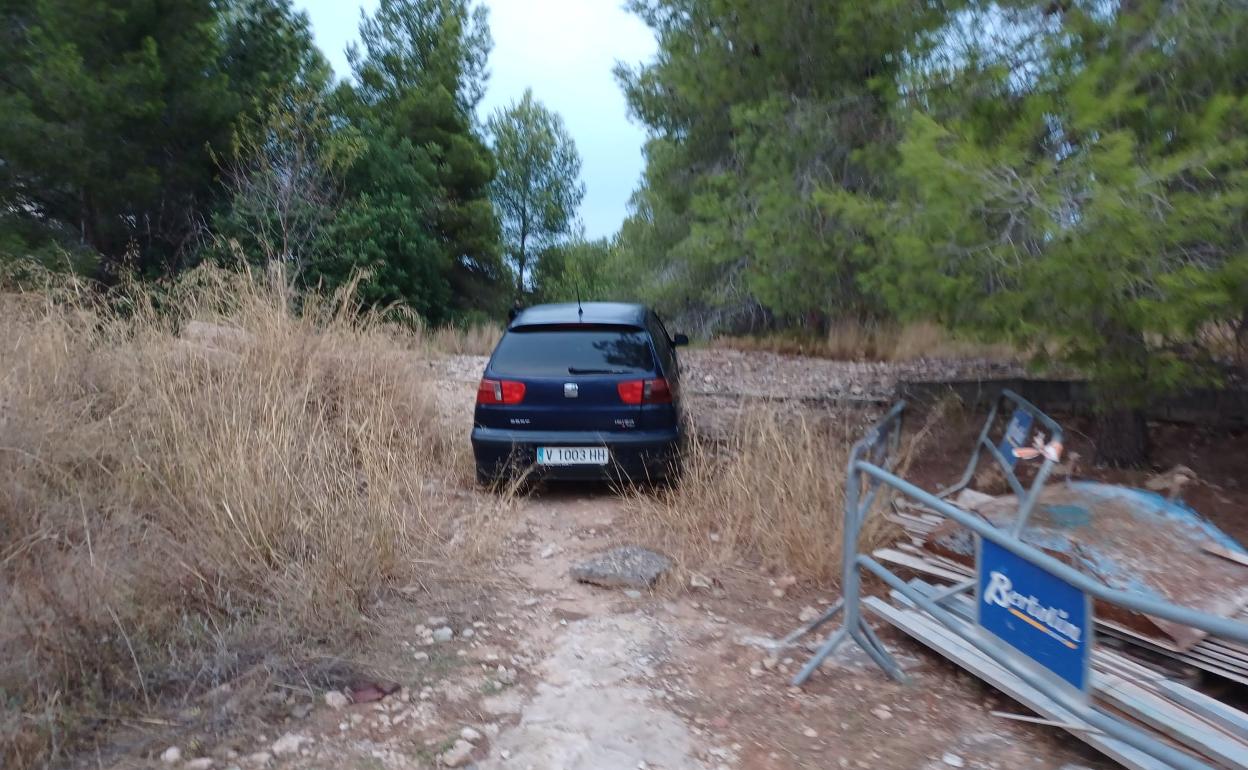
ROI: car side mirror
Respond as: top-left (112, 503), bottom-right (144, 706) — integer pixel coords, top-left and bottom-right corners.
top-left (672, 333), bottom-right (689, 347)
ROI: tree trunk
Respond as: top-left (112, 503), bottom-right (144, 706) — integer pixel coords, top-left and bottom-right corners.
top-left (516, 250), bottom-right (526, 297)
top-left (1093, 407), bottom-right (1150, 468)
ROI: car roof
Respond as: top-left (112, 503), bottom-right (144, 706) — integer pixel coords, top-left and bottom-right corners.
top-left (509, 302), bottom-right (648, 330)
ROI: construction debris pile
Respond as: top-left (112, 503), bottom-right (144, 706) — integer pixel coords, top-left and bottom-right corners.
top-left (876, 483), bottom-right (1248, 770)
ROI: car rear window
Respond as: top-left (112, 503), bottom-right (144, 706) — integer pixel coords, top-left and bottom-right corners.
top-left (490, 327), bottom-right (655, 377)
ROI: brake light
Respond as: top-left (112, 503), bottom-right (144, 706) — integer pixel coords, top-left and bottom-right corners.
top-left (617, 380), bottom-right (644, 404)
top-left (617, 377), bottom-right (672, 405)
top-left (477, 378), bottom-right (526, 404)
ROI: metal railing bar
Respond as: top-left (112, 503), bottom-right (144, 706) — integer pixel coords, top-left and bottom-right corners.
top-left (855, 461), bottom-right (1248, 644)
top-left (938, 400), bottom-right (999, 499)
top-left (858, 554), bottom-right (1214, 770)
top-left (981, 437), bottom-right (1029, 500)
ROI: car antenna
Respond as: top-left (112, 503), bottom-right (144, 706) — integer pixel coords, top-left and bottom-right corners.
top-left (575, 277), bottom-right (584, 321)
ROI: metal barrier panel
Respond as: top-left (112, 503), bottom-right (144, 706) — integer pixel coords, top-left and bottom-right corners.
top-left (779, 396), bottom-right (1248, 770)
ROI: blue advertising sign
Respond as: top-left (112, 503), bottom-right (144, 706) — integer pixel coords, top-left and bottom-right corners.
top-left (977, 536), bottom-right (1092, 695)
top-left (997, 409), bottom-right (1034, 469)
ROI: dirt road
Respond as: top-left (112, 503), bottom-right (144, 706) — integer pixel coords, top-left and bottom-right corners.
top-left (106, 348), bottom-right (1116, 770)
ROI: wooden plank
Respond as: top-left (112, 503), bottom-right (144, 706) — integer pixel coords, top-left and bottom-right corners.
top-left (1203, 544), bottom-right (1248, 569)
top-left (900, 580), bottom-right (1248, 753)
top-left (1096, 673), bottom-right (1248, 769)
top-left (1098, 626), bottom-right (1248, 686)
top-left (863, 597), bottom-right (1174, 770)
top-left (1157, 680), bottom-right (1248, 740)
top-left (872, 548), bottom-right (969, 583)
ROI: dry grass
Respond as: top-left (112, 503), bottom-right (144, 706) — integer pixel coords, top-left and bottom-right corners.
top-left (422, 322), bottom-right (502, 357)
top-left (625, 407), bottom-right (900, 585)
top-left (626, 399), bottom-right (954, 587)
top-left (715, 320), bottom-right (1017, 363)
top-left (0, 267), bottom-right (496, 767)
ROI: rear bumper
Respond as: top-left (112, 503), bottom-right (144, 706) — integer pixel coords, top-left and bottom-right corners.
top-left (471, 426), bottom-right (682, 482)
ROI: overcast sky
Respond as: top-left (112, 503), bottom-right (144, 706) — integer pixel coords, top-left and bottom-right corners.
top-left (295, 0), bottom-right (657, 240)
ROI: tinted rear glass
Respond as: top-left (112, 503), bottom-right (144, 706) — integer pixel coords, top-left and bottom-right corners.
top-left (490, 327), bottom-right (655, 377)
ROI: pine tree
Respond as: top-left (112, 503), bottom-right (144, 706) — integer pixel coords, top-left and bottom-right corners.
top-left (487, 89), bottom-right (586, 297)
top-left (865, 0), bottom-right (1248, 464)
top-left (336, 0), bottom-right (504, 318)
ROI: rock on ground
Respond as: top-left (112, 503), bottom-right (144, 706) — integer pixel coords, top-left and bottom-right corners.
top-left (270, 733), bottom-right (308, 756)
top-left (440, 738), bottom-right (476, 767)
top-left (323, 690), bottom-right (349, 709)
top-left (569, 546), bottom-right (672, 589)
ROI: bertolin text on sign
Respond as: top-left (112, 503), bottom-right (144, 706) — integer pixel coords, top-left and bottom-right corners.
top-left (977, 536), bottom-right (1092, 694)
top-left (983, 571), bottom-right (1083, 648)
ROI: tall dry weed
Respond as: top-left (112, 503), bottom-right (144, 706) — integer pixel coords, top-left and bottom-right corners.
top-left (626, 397), bottom-right (955, 587)
top-left (423, 323), bottom-right (502, 357)
top-left (626, 407), bottom-right (901, 585)
top-left (0, 267), bottom-right (489, 767)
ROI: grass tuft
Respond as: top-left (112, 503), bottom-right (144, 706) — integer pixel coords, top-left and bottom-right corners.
top-left (625, 407), bottom-right (896, 585)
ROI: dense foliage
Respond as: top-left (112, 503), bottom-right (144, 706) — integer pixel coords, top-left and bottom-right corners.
top-left (0, 0), bottom-right (572, 323)
top-left (617, 0), bottom-right (1248, 461)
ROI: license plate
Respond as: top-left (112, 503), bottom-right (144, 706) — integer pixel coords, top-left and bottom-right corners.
top-left (537, 446), bottom-right (609, 466)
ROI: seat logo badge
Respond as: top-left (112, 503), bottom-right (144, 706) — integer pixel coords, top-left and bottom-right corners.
top-left (564, 383), bottom-right (578, 398)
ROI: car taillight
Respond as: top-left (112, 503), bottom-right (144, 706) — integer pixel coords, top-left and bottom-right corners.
top-left (618, 377), bottom-right (672, 405)
top-left (477, 378), bottom-right (525, 404)
top-left (644, 377), bottom-right (672, 404)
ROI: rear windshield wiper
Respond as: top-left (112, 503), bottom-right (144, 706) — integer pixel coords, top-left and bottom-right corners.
top-left (567, 366), bottom-right (629, 375)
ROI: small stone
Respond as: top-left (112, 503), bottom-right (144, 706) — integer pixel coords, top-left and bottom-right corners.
top-left (323, 690), bottom-right (350, 709)
top-left (432, 626), bottom-right (454, 642)
top-left (461, 628), bottom-right (475, 639)
top-left (497, 665), bottom-right (517, 685)
top-left (270, 733), bottom-right (308, 756)
top-left (624, 589), bottom-right (642, 599)
top-left (771, 588), bottom-right (786, 598)
top-left (460, 726), bottom-right (483, 743)
top-left (570, 546), bottom-right (672, 589)
top-left (798, 606), bottom-right (820, 622)
top-left (748, 666), bottom-right (764, 678)
top-left (871, 706), bottom-right (893, 720)
top-left (413, 651), bottom-right (429, 662)
top-left (187, 759), bottom-right (215, 770)
top-left (539, 544), bottom-right (557, 559)
top-left (802, 727), bottom-right (818, 739)
top-left (160, 746), bottom-right (182, 764)
top-left (439, 738), bottom-right (475, 767)
top-left (761, 656), bottom-right (778, 671)
top-left (427, 616), bottom-right (448, 626)
top-left (942, 753), bottom-right (965, 768)
top-left (689, 572), bottom-right (713, 590)
top-left (500, 749), bottom-right (512, 759)
top-left (246, 752), bottom-right (273, 767)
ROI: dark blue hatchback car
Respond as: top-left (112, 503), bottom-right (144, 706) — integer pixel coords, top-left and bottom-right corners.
top-left (471, 302), bottom-right (688, 485)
